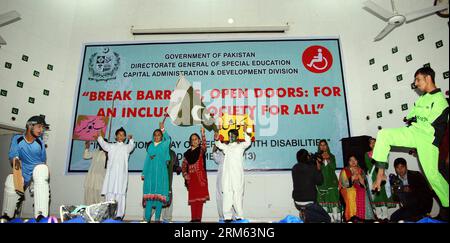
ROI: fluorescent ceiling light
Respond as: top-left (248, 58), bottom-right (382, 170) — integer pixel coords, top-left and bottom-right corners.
top-left (131, 24), bottom-right (289, 35)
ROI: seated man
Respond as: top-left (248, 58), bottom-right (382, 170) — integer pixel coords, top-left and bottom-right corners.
top-left (291, 149), bottom-right (330, 223)
top-left (390, 158), bottom-right (434, 222)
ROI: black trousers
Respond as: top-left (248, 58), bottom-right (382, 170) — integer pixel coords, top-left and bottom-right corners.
top-left (390, 207), bottom-right (426, 222)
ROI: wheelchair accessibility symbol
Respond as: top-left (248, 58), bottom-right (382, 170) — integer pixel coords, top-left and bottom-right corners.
top-left (302, 46), bottom-right (333, 73)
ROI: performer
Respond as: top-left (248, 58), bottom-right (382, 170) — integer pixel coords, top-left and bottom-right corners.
top-left (83, 140), bottom-right (107, 205)
top-left (96, 127), bottom-right (135, 220)
top-left (364, 137), bottom-right (396, 220)
top-left (316, 140), bottom-right (341, 223)
top-left (214, 126), bottom-right (252, 222)
top-left (142, 122), bottom-right (171, 222)
top-left (372, 67), bottom-right (449, 210)
top-left (339, 156), bottom-right (375, 222)
top-left (182, 127), bottom-right (210, 222)
top-left (211, 144), bottom-right (236, 222)
top-left (1, 115), bottom-right (50, 221)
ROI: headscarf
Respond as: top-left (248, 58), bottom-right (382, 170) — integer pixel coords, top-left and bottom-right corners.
top-left (184, 133), bottom-right (205, 166)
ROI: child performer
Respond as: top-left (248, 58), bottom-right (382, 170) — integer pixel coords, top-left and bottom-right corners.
top-left (214, 125), bottom-right (252, 222)
top-left (96, 127), bottom-right (135, 220)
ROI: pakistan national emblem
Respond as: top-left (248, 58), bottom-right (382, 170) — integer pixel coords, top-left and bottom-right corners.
top-left (88, 47), bottom-right (120, 81)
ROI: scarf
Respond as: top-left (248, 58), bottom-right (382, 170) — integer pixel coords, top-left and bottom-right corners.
top-left (184, 146), bottom-right (201, 165)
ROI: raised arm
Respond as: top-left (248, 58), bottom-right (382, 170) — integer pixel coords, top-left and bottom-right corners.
top-left (241, 130), bottom-right (252, 149)
top-left (127, 134), bottom-right (135, 153)
top-left (97, 135), bottom-right (111, 152)
top-left (214, 131), bottom-right (227, 151)
top-left (159, 120), bottom-right (171, 148)
top-left (201, 127), bottom-right (206, 152)
top-left (128, 139), bottom-right (135, 153)
top-left (161, 130), bottom-right (171, 148)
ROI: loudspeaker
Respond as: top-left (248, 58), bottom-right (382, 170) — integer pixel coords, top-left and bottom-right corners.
top-left (341, 135), bottom-right (371, 172)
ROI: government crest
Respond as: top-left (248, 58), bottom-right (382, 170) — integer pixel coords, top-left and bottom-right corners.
top-left (88, 47), bottom-right (120, 81)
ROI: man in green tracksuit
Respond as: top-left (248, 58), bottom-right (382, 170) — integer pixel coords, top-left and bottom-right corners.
top-left (372, 67), bottom-right (449, 210)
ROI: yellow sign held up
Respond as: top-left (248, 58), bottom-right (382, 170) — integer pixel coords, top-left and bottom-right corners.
top-left (218, 113), bottom-right (255, 142)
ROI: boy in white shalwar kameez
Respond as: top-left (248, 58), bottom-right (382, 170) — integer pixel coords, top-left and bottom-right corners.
top-left (214, 127), bottom-right (251, 222)
top-left (212, 145), bottom-right (237, 222)
top-left (96, 127), bottom-right (135, 219)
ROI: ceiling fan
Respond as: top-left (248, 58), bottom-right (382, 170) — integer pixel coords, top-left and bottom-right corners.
top-left (363, 0), bottom-right (449, 41)
top-left (0, 10), bottom-right (21, 46)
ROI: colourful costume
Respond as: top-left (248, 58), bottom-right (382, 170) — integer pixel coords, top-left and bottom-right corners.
top-left (182, 132), bottom-right (210, 221)
top-left (142, 131), bottom-right (171, 222)
top-left (373, 88), bottom-right (449, 207)
top-left (316, 150), bottom-right (341, 222)
top-left (365, 151), bottom-right (396, 219)
top-left (339, 167), bottom-right (374, 221)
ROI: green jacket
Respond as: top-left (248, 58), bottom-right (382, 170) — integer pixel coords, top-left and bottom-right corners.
top-left (406, 88), bottom-right (449, 146)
